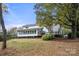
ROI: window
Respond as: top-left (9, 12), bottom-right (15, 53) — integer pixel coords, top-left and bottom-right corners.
top-left (17, 29), bottom-right (37, 35)
top-left (32, 30), bottom-right (36, 34)
top-left (27, 31), bottom-right (29, 34)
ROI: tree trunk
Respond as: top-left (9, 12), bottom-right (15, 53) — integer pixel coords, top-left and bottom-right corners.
top-left (71, 23), bottom-right (77, 39)
top-left (47, 26), bottom-right (52, 33)
top-left (0, 3), bottom-right (7, 49)
top-left (70, 4), bottom-right (78, 39)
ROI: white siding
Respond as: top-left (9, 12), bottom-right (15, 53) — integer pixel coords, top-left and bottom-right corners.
top-left (16, 29), bottom-right (42, 37)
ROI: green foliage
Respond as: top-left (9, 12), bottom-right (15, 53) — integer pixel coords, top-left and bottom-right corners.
top-left (62, 28), bottom-right (71, 35)
top-left (56, 4), bottom-right (79, 38)
top-left (35, 3), bottom-right (79, 38)
top-left (56, 4), bottom-right (79, 28)
top-left (7, 27), bottom-right (17, 39)
top-left (0, 32), bottom-right (3, 41)
top-left (2, 4), bottom-right (8, 13)
top-left (0, 31), bottom-right (16, 42)
top-left (68, 32), bottom-right (72, 39)
top-left (34, 4), bottom-right (56, 32)
top-left (67, 31), bottom-right (79, 39)
top-left (0, 34), bottom-right (15, 42)
top-left (0, 35), bottom-right (3, 41)
top-left (7, 34), bottom-right (16, 39)
top-left (42, 33), bottom-right (54, 40)
top-left (76, 31), bottom-right (79, 37)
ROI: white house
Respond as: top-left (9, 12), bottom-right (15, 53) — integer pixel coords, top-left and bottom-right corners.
top-left (52, 24), bottom-right (63, 35)
top-left (16, 24), bottom-right (44, 37)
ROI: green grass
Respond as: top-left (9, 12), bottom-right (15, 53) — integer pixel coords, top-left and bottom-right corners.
top-left (7, 38), bottom-right (44, 50)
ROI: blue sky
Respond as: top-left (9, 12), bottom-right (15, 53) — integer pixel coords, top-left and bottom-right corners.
top-left (3, 3), bottom-right (36, 30)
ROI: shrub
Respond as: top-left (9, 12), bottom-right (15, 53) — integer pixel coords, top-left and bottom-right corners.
top-left (68, 31), bottom-right (79, 38)
top-left (7, 34), bottom-right (17, 39)
top-left (42, 33), bottom-right (54, 40)
top-left (68, 32), bottom-right (72, 39)
top-left (0, 36), bottom-right (3, 41)
top-left (77, 31), bottom-right (79, 37)
top-left (54, 34), bottom-right (63, 38)
top-left (62, 28), bottom-right (71, 35)
top-left (0, 34), bottom-right (16, 41)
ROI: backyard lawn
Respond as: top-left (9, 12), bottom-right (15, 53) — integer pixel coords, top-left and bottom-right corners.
top-left (0, 38), bottom-right (79, 56)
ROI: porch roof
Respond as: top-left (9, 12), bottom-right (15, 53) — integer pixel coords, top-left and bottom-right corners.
top-left (16, 26), bottom-right (42, 31)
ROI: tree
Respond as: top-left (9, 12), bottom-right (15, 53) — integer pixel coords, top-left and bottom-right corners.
top-left (34, 4), bottom-right (56, 33)
top-left (56, 4), bottom-right (79, 39)
top-left (0, 3), bottom-right (7, 49)
top-left (35, 3), bottom-right (79, 39)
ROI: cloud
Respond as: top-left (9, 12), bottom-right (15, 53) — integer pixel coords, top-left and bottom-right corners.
top-left (5, 24), bottom-right (25, 30)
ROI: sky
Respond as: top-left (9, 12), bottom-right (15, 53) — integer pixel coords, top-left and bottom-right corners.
top-left (3, 3), bottom-right (36, 30)
top-left (2, 3), bottom-right (59, 32)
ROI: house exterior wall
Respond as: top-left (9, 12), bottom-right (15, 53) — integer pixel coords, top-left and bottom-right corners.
top-left (16, 28), bottom-right (43, 37)
top-left (17, 33), bottom-right (38, 37)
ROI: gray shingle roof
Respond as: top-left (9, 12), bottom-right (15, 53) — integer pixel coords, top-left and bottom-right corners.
top-left (22, 24), bottom-right (36, 28)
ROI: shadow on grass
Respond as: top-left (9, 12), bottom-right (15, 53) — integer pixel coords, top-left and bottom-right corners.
top-left (52, 38), bottom-right (79, 42)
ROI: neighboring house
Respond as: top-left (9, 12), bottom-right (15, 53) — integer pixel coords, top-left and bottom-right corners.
top-left (51, 24), bottom-right (71, 36)
top-left (51, 24), bottom-right (62, 35)
top-left (7, 27), bottom-right (17, 37)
